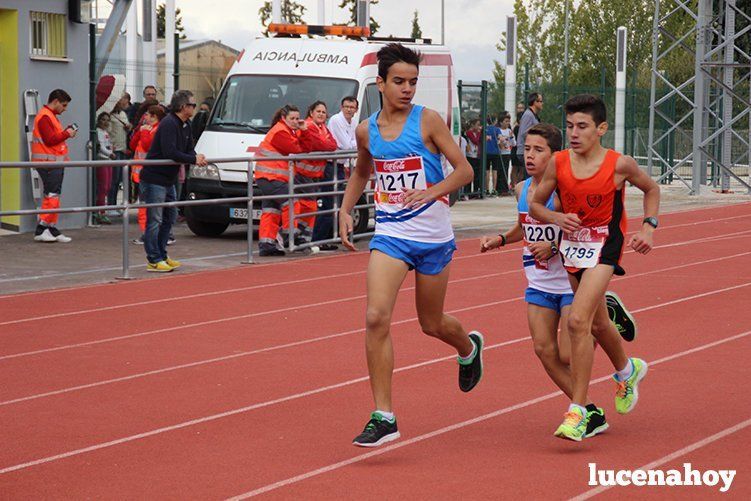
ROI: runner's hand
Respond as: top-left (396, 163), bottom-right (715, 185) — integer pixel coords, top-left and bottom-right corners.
top-left (555, 213), bottom-right (582, 233)
top-left (628, 229), bottom-right (653, 254)
top-left (339, 210), bottom-right (356, 251)
top-left (528, 241), bottom-right (553, 261)
top-left (401, 188), bottom-right (436, 209)
top-left (480, 235), bottom-right (500, 252)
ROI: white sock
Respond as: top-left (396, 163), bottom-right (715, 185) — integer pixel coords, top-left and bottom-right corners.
top-left (374, 410), bottom-right (395, 422)
top-left (458, 339), bottom-right (477, 364)
top-left (568, 403), bottom-right (587, 415)
top-left (616, 358), bottom-right (634, 381)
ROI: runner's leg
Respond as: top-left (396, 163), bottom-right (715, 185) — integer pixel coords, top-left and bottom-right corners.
top-left (528, 304), bottom-right (572, 398)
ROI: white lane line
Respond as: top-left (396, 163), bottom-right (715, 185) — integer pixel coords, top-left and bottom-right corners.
top-left (570, 418), bottom-right (751, 500)
top-left (3, 224), bottom-right (746, 328)
top-left (227, 329), bottom-right (751, 499)
top-left (2, 284), bottom-right (749, 475)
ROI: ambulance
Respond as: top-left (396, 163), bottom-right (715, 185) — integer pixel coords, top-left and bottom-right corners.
top-left (185, 25), bottom-right (461, 237)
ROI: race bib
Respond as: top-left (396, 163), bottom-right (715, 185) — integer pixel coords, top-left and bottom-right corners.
top-left (374, 156), bottom-right (427, 205)
top-left (521, 214), bottom-right (561, 270)
top-left (560, 226), bottom-right (608, 269)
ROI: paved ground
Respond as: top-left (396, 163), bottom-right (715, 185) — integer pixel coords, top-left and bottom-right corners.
top-left (1, 184), bottom-right (748, 295)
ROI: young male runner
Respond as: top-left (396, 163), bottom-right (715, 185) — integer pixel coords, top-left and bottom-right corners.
top-left (529, 95), bottom-right (660, 441)
top-left (339, 43), bottom-right (481, 447)
top-left (480, 123), bottom-right (635, 438)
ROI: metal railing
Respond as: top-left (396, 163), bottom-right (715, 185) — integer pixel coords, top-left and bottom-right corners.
top-left (0, 151), bottom-right (375, 279)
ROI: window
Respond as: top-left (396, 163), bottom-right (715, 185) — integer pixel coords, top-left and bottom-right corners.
top-left (363, 84), bottom-right (381, 117)
top-left (30, 12), bottom-right (67, 58)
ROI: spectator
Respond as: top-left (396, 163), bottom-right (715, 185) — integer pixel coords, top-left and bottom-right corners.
top-left (31, 89), bottom-right (76, 243)
top-left (107, 93), bottom-right (132, 210)
top-left (497, 111), bottom-right (516, 194)
top-left (296, 100), bottom-right (338, 244)
top-left (515, 92), bottom-right (543, 177)
top-left (94, 112), bottom-right (115, 225)
top-left (129, 105), bottom-right (166, 244)
top-left (485, 117), bottom-right (504, 196)
top-left (191, 100), bottom-right (212, 141)
top-left (128, 85), bottom-right (158, 124)
top-left (465, 119), bottom-right (482, 195)
top-left (312, 96), bottom-right (358, 250)
top-left (254, 104), bottom-right (307, 256)
top-left (140, 89), bottom-right (206, 272)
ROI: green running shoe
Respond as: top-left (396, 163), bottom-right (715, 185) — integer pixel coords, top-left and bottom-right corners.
top-left (614, 357), bottom-right (648, 414)
top-left (554, 406), bottom-right (588, 442)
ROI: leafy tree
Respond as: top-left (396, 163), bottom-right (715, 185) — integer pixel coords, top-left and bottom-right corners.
top-left (338, 0), bottom-right (380, 35)
top-left (156, 3), bottom-right (186, 39)
top-left (410, 10), bottom-right (422, 39)
top-left (259, 0), bottom-right (307, 35)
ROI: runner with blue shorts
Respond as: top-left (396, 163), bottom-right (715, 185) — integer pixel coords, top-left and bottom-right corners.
top-left (339, 44), bottom-right (483, 447)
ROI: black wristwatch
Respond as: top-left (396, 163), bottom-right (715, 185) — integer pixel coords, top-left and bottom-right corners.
top-left (643, 217), bottom-right (659, 229)
top-left (550, 240), bottom-right (559, 256)
top-left (499, 234), bottom-right (507, 247)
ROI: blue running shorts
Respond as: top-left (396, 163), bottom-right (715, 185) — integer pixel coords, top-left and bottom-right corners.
top-left (369, 234), bottom-right (456, 275)
top-left (525, 287), bottom-right (574, 314)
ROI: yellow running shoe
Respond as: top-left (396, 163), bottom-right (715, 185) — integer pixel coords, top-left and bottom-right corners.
top-left (614, 357), bottom-right (648, 414)
top-left (165, 257), bottom-right (181, 269)
top-left (554, 406), bottom-right (587, 442)
top-left (147, 260), bottom-right (173, 273)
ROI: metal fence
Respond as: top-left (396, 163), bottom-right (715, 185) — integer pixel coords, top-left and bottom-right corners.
top-left (0, 151), bottom-right (372, 279)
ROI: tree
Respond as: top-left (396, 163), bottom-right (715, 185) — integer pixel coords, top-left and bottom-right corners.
top-left (259, 0), bottom-right (307, 35)
top-left (156, 3), bottom-right (186, 39)
top-left (410, 10), bottom-right (422, 39)
top-left (338, 0), bottom-right (380, 35)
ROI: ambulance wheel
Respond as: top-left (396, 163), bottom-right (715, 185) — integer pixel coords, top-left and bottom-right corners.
top-left (186, 217), bottom-right (229, 237)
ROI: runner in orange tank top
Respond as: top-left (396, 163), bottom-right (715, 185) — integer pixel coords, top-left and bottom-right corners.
top-left (529, 94), bottom-right (661, 442)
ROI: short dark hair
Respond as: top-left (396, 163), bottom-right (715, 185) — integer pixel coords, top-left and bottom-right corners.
top-left (143, 85), bottom-right (157, 96)
top-left (170, 89), bottom-right (194, 113)
top-left (527, 92), bottom-right (542, 107)
top-left (48, 89), bottom-right (72, 104)
top-left (526, 123), bottom-right (563, 153)
top-left (377, 43), bottom-right (421, 80)
top-left (307, 100), bottom-right (327, 117)
top-left (341, 96), bottom-right (358, 106)
top-left (564, 94), bottom-right (607, 125)
top-left (96, 111), bottom-right (110, 125)
top-left (147, 105), bottom-right (166, 121)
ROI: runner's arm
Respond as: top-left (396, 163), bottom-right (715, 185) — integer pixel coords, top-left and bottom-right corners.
top-left (617, 155), bottom-right (660, 254)
top-left (529, 157), bottom-right (581, 233)
top-left (339, 121), bottom-right (372, 250)
top-left (402, 109), bottom-right (473, 208)
top-left (481, 183), bottom-right (524, 252)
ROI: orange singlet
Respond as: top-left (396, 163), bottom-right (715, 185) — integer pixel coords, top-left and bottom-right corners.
top-left (555, 149), bottom-right (627, 276)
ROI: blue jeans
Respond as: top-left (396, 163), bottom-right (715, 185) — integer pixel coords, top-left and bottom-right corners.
top-left (140, 182), bottom-right (177, 264)
top-left (312, 162), bottom-right (346, 242)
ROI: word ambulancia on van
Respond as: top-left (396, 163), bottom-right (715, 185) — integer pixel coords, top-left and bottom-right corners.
top-left (185, 23), bottom-right (461, 238)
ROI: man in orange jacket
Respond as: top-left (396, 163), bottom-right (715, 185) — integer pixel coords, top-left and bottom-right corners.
top-left (31, 89), bottom-right (77, 243)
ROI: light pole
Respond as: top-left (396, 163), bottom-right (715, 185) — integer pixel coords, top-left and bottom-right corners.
top-left (441, 0), bottom-right (445, 44)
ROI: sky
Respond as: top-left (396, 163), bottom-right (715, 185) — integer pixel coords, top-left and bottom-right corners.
top-left (173, 0), bottom-right (515, 82)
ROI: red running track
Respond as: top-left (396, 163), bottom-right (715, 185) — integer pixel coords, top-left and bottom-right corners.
top-left (1, 203), bottom-right (750, 499)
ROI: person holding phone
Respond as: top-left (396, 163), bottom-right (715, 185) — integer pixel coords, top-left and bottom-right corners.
top-left (31, 89), bottom-right (76, 243)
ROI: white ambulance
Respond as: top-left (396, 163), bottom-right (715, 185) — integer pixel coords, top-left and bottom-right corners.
top-left (185, 28), bottom-right (461, 237)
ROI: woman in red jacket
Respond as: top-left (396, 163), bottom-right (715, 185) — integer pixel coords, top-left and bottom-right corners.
top-left (297, 101), bottom-right (338, 243)
top-left (254, 104), bottom-right (308, 256)
top-left (129, 105), bottom-right (165, 243)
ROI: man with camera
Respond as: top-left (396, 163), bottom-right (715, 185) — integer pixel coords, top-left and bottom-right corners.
top-left (31, 89), bottom-right (77, 243)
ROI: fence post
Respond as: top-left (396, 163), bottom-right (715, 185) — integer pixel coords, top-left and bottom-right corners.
top-left (173, 33), bottom-right (180, 92)
top-left (118, 163), bottom-right (131, 280)
top-left (244, 160), bottom-right (255, 264)
top-left (480, 80), bottom-right (488, 197)
top-left (333, 162), bottom-right (340, 241)
top-left (287, 160), bottom-right (296, 252)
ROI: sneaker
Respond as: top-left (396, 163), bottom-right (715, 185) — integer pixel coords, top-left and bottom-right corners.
top-left (132, 236), bottom-right (144, 245)
top-left (318, 243), bottom-right (339, 251)
top-left (352, 412), bottom-right (400, 447)
top-left (605, 291), bottom-right (638, 342)
top-left (584, 404), bottom-right (609, 438)
top-left (167, 236), bottom-right (176, 246)
top-left (259, 247), bottom-right (285, 257)
top-left (34, 228), bottom-right (57, 243)
top-left (146, 260), bottom-right (173, 273)
top-left (99, 214), bottom-right (112, 225)
top-left (554, 406), bottom-right (588, 441)
top-left (458, 331), bottom-right (484, 392)
top-left (614, 357), bottom-right (648, 414)
top-left (164, 257), bottom-right (181, 269)
top-left (47, 227), bottom-right (71, 243)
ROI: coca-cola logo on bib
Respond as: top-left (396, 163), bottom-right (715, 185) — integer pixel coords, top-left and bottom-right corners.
top-left (380, 159), bottom-right (406, 172)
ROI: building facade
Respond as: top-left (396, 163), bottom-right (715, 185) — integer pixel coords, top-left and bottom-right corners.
top-left (0, 1), bottom-right (90, 233)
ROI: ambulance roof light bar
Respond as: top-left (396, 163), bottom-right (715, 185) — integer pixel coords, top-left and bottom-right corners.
top-left (268, 23), bottom-right (371, 38)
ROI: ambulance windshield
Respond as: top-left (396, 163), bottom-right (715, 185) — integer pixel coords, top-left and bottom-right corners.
top-left (208, 75), bottom-right (358, 133)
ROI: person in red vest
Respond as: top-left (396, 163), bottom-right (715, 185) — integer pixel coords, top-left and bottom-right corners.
top-left (31, 89), bottom-right (77, 243)
top-left (297, 100), bottom-right (338, 244)
top-left (254, 104), bottom-right (308, 256)
top-left (129, 105), bottom-right (166, 244)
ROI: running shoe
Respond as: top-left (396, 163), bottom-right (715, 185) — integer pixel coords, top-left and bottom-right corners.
top-left (147, 260), bottom-right (173, 273)
top-left (584, 404), bottom-right (609, 438)
top-left (352, 412), bottom-right (400, 447)
top-left (458, 331), bottom-right (484, 392)
top-left (605, 291), bottom-right (638, 342)
top-left (614, 357), bottom-right (648, 414)
top-left (165, 257), bottom-right (181, 269)
top-left (554, 406), bottom-right (588, 442)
